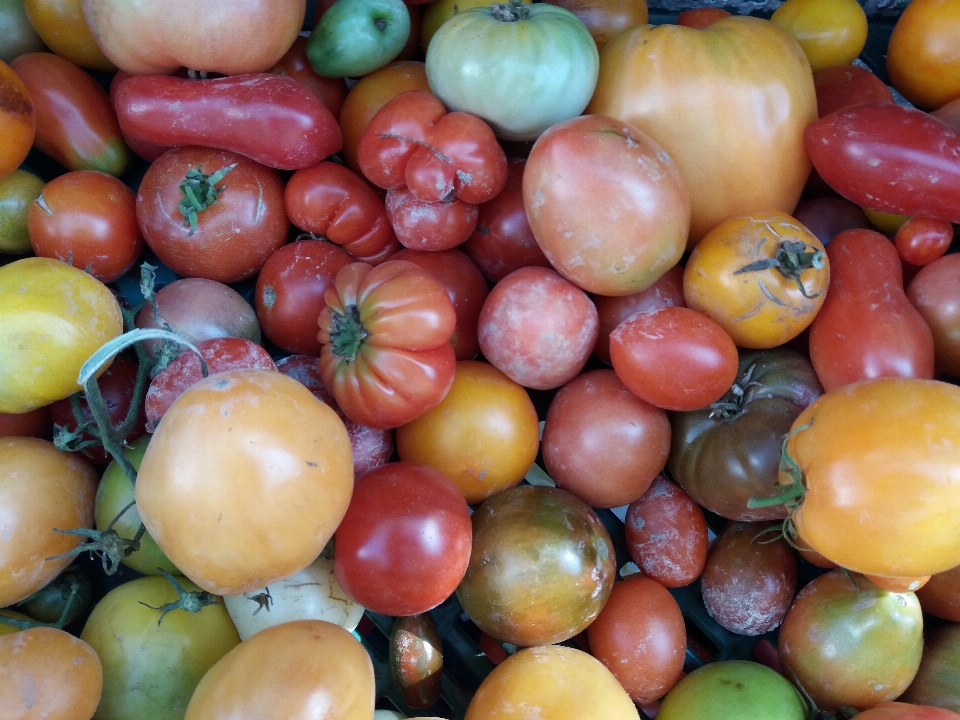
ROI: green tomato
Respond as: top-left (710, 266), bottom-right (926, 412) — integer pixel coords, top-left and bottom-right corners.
top-left (80, 575), bottom-right (241, 720)
top-left (425, 2), bottom-right (598, 141)
top-left (96, 435), bottom-right (179, 576)
top-left (0, 0), bottom-right (45, 64)
top-left (657, 661), bottom-right (808, 720)
top-left (0, 169), bottom-right (43, 254)
top-left (307, 0), bottom-right (410, 78)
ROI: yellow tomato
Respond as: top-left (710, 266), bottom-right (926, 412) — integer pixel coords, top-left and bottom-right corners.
top-left (886, 0), bottom-right (960, 109)
top-left (0, 256), bottom-right (124, 414)
top-left (862, 207), bottom-right (909, 236)
top-left (771, 0), bottom-right (867, 72)
top-left (0, 609), bottom-right (32, 636)
top-left (23, 0), bottom-right (116, 70)
top-left (683, 211), bottom-right (829, 349)
top-left (396, 360), bottom-right (540, 504)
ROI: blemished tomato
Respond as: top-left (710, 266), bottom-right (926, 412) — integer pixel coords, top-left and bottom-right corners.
top-left (0, 168), bottom-right (44, 254)
top-left (778, 570), bottom-right (924, 711)
top-left (184, 620), bottom-right (375, 720)
top-left (906, 253), bottom-right (960, 378)
top-left (80, 575), bottom-right (241, 720)
top-left (770, 0), bottom-right (867, 71)
top-left (334, 461), bottom-right (473, 616)
top-left (541, 0), bottom-right (647, 49)
top-left (136, 147), bottom-right (289, 284)
top-left (895, 217), bottom-right (954, 267)
top-left (385, 185), bottom-right (480, 251)
top-left (586, 576), bottom-right (686, 704)
top-left (477, 266), bottom-right (598, 390)
top-left (683, 211), bottom-right (829, 349)
top-left (28, 170), bottom-right (144, 283)
top-left (542, 369), bottom-right (671, 508)
top-left (0, 437), bottom-right (97, 607)
top-left (610, 305), bottom-right (739, 412)
top-left (886, 0), bottom-right (960, 110)
top-left (23, 0), bottom-right (115, 70)
top-left (522, 114), bottom-right (689, 296)
top-left (0, 58), bottom-right (34, 179)
top-left (465, 645), bottom-right (640, 720)
top-left (135, 369), bottom-right (354, 596)
top-left (396, 360), bottom-right (540, 504)
top-left (0, 627), bottom-right (103, 720)
top-left (0, 256), bottom-right (123, 414)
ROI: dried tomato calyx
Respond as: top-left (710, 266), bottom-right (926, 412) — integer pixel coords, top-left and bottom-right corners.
top-left (490, 0), bottom-right (531, 22)
top-left (138, 569), bottom-right (219, 626)
top-left (734, 240), bottom-right (825, 299)
top-left (329, 303), bottom-right (369, 362)
top-left (708, 363), bottom-right (759, 421)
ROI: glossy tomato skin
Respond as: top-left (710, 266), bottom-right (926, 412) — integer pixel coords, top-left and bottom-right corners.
top-left (389, 613), bottom-right (443, 710)
top-left (806, 103), bottom-right (960, 223)
top-left (335, 461), bottom-right (473, 616)
top-left (318, 260), bottom-right (457, 429)
top-left (268, 36), bottom-right (348, 117)
top-left (115, 74), bottom-right (341, 170)
top-left (812, 64), bottom-right (894, 118)
top-left (137, 147), bottom-right (289, 283)
top-left (669, 348), bottom-right (822, 521)
top-left (784, 378), bottom-right (960, 577)
top-left (135, 369), bottom-right (354, 595)
top-left (0, 59), bottom-right (34, 178)
top-left (886, 0), bottom-right (960, 110)
top-left (23, 0), bottom-right (115, 70)
top-left (0, 169), bottom-right (44, 254)
top-left (907, 253), bottom-right (960, 378)
top-left (0, 437), bottom-right (97, 607)
top-left (457, 485), bottom-right (616, 647)
top-left (901, 622), bottom-right (960, 712)
top-left (523, 114), bottom-right (688, 296)
top-left (778, 570), bottom-right (924, 711)
top-left (895, 217), bottom-right (953, 267)
top-left (586, 576), bottom-right (686, 704)
top-left (808, 228), bottom-right (935, 390)
top-left (770, 0), bottom-right (867, 71)
top-left (10, 52), bottom-right (127, 175)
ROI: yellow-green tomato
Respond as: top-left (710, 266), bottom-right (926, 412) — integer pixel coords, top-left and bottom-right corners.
top-left (80, 575), bottom-right (241, 720)
top-left (95, 435), bottom-right (178, 576)
top-left (0, 168), bottom-right (44, 254)
top-left (771, 0), bottom-right (867, 71)
top-left (0, 256), bottom-right (123, 414)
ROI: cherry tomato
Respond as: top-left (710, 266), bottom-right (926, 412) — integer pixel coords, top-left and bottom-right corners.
top-left (390, 613), bottom-right (443, 709)
top-left (895, 216), bottom-right (954, 267)
top-left (0, 58), bottom-right (34, 179)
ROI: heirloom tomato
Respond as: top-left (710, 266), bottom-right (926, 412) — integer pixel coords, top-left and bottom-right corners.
top-left (588, 16), bottom-right (817, 246)
top-left (385, 186), bottom-right (479, 251)
top-left (791, 196), bottom-right (870, 245)
top-left (390, 613), bottom-right (443, 710)
top-left (542, 0), bottom-right (647, 49)
top-left (886, 0), bottom-right (960, 110)
top-left (0, 169), bottom-right (44, 254)
top-left (421, 0), bottom-right (531, 52)
top-left (915, 564), bottom-right (960, 621)
top-left (317, 260), bottom-right (457, 429)
top-left (812, 64), bottom-right (893, 118)
top-left (23, 0), bottom-right (114, 70)
top-left (307, 0), bottom-right (410, 78)
top-left (770, 0), bottom-right (867, 71)
top-left (0, 59), bottom-right (34, 179)
top-left (907, 253), bottom-right (960, 378)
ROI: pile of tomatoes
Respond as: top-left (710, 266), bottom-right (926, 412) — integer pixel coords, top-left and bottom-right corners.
top-left (2, 0), bottom-right (960, 718)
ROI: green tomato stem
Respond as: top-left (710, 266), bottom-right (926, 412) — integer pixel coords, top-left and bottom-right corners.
top-left (138, 569), bottom-right (220, 626)
top-left (177, 163), bottom-right (236, 236)
top-left (328, 303), bottom-right (368, 362)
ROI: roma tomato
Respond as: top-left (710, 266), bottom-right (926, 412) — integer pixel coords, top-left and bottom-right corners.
top-left (886, 0), bottom-right (960, 110)
top-left (770, 0), bottom-right (867, 71)
top-left (523, 114), bottom-right (689, 296)
top-left (317, 260), bottom-right (457, 429)
top-left (907, 253), bottom-right (960, 378)
top-left (135, 369), bottom-right (354, 595)
top-left (23, 0), bottom-right (114, 70)
top-left (136, 147), bottom-right (289, 283)
top-left (0, 59), bottom-right (34, 179)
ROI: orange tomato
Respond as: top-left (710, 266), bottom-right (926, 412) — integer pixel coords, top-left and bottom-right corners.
top-left (771, 0), bottom-right (867, 72)
top-left (541, 0), bottom-right (647, 49)
top-left (23, 0), bottom-right (116, 71)
top-left (0, 59), bottom-right (34, 179)
top-left (886, 0), bottom-right (960, 110)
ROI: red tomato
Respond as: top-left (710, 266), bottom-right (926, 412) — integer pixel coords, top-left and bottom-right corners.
top-left (808, 228), bottom-right (935, 390)
top-left (268, 37), bottom-right (348, 118)
top-left (334, 461), bottom-right (472, 616)
top-left (542, 0), bottom-right (647, 49)
top-left (813, 64), bottom-right (894, 118)
top-left (385, 185), bottom-right (479, 251)
top-left (28, 170), bottom-right (143, 283)
top-left (0, 406), bottom-right (51, 439)
top-left (108, 71), bottom-right (168, 162)
top-left (676, 7), bottom-right (731, 27)
top-left (477, 266), bottom-right (598, 390)
top-left (610, 305), bottom-right (739, 411)
top-left (906, 253), bottom-right (960, 377)
top-left (895, 216), bottom-right (954, 267)
top-left (136, 147), bottom-right (289, 283)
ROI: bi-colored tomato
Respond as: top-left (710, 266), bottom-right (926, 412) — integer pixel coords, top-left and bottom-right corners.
top-left (0, 59), bottom-right (34, 179)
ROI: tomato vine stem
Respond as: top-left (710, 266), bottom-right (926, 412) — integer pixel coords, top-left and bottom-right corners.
top-left (734, 240), bottom-right (825, 299)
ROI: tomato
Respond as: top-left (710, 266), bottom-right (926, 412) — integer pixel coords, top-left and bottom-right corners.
top-left (0, 406), bottom-right (51, 439)
top-left (82, 0), bottom-right (305, 75)
top-left (79, 575), bottom-right (240, 720)
top-left (808, 229), bottom-right (935, 390)
top-left (10, 52), bottom-right (127, 176)
top-left (267, 37), bottom-right (347, 118)
top-left (0, 0), bottom-right (45, 63)
top-left (541, 0), bottom-right (646, 49)
top-left (0, 627), bottom-right (103, 720)
top-left (0, 59), bottom-right (34, 179)
top-left (426, 3), bottom-right (597, 141)
top-left (457, 485), bottom-right (615, 646)
top-left (184, 620), bottom-right (375, 720)
top-left (523, 114), bottom-right (688, 296)
top-left (136, 147), bottom-right (289, 283)
top-left (390, 613), bottom-right (443, 709)
top-left (0, 169), bottom-right (44, 254)
top-left (586, 576), bottom-right (686, 704)
top-left (907, 253), bottom-right (960, 378)
top-left (28, 170), bottom-right (143, 283)
top-left (0, 437), bottom-right (98, 607)
top-left (466, 645), bottom-right (639, 720)
top-left (610, 305), bottom-right (738, 412)
top-left (770, 0), bottom-right (867, 71)
top-left (23, 0), bottom-right (114, 70)
top-left (542, 368), bottom-right (670, 508)
top-left (284, 162), bottom-right (400, 265)
top-left (886, 0), bottom-right (960, 110)
top-left (775, 378), bottom-right (960, 577)
top-left (0, 256), bottom-right (123, 414)
top-left (657, 660), bottom-right (807, 720)
top-left (317, 260), bottom-right (457, 429)
top-left (675, 7), bottom-right (731, 27)
top-left (791, 196), bottom-right (871, 245)
top-left (934, 97), bottom-right (960, 132)
top-left (385, 185), bottom-right (480, 251)
top-left (421, 0), bottom-right (531, 52)
top-left (683, 211), bottom-right (829, 349)
top-left (901, 622), bottom-right (960, 712)
top-left (813, 64), bottom-right (894, 118)
top-left (135, 369), bottom-right (354, 595)
top-left (107, 71), bottom-right (168, 162)
top-left (915, 564), bottom-right (960, 621)
top-left (895, 217), bottom-right (954, 267)
top-left (115, 74), bottom-right (341, 171)
top-left (778, 570), bottom-right (923, 711)
top-left (0, 609), bottom-right (33, 636)
top-left (477, 266), bottom-right (598, 390)
top-left (589, 17), bottom-right (816, 246)
top-left (395, 360), bottom-right (539, 504)
top-left (857, 704), bottom-right (960, 720)
top-left (624, 475), bottom-right (708, 588)
top-left (307, 0), bottom-right (410, 78)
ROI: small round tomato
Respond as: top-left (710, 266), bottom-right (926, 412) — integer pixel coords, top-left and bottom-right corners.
top-left (0, 169), bottom-right (44, 254)
top-left (791, 196), bottom-right (871, 245)
top-left (0, 58), bottom-right (34, 179)
top-left (307, 0), bottom-right (411, 78)
top-left (895, 216), bottom-right (954, 267)
top-left (886, 0), bottom-right (960, 110)
top-left (771, 0), bottom-right (867, 71)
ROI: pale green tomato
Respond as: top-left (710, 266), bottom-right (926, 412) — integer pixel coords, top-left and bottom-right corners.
top-left (425, 3), bottom-right (598, 141)
top-left (307, 0), bottom-right (410, 78)
top-left (80, 575), bottom-right (241, 720)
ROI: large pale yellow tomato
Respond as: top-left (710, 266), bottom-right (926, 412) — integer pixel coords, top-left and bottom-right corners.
top-left (0, 437), bottom-right (97, 607)
top-left (395, 360), bottom-right (540, 504)
top-left (135, 369), bottom-right (354, 596)
top-left (886, 0), bottom-right (960, 110)
top-left (0, 256), bottom-right (124, 414)
top-left (587, 16), bottom-right (817, 247)
top-left (771, 0), bottom-right (867, 72)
